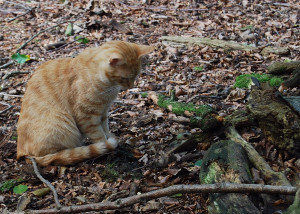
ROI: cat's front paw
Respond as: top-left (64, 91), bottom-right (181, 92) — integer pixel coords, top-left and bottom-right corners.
top-left (106, 132), bottom-right (116, 139)
top-left (107, 137), bottom-right (118, 150)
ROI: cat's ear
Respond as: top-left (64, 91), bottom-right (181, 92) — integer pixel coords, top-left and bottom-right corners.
top-left (136, 45), bottom-right (155, 57)
top-left (109, 58), bottom-right (120, 66)
top-left (109, 54), bottom-right (124, 67)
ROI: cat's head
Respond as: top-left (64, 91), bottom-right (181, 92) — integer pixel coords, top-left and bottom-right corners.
top-left (96, 41), bottom-right (154, 89)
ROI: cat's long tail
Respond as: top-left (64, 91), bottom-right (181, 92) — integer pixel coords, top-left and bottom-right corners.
top-left (33, 137), bottom-right (118, 166)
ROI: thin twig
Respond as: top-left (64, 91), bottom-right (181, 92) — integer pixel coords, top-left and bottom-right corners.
top-left (29, 157), bottom-right (62, 209)
top-left (119, 2), bottom-right (208, 12)
top-left (2, 71), bottom-right (31, 79)
top-left (49, 37), bottom-right (84, 52)
top-left (7, 9), bottom-right (32, 22)
top-left (16, 20), bottom-right (70, 53)
top-left (0, 92), bottom-right (23, 98)
top-left (0, 102), bottom-right (13, 115)
top-left (0, 61), bottom-right (14, 69)
top-left (20, 183), bottom-right (297, 214)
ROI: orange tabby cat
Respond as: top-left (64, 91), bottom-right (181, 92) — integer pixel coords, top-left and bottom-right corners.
top-left (17, 41), bottom-right (154, 166)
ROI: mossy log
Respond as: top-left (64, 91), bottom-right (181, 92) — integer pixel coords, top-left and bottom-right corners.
top-left (199, 140), bottom-right (260, 214)
top-left (267, 61), bottom-right (300, 75)
top-left (161, 36), bottom-right (257, 51)
top-left (247, 87), bottom-right (300, 157)
top-left (161, 36), bottom-right (289, 56)
top-left (224, 109), bottom-right (255, 128)
top-left (284, 70), bottom-right (300, 88)
top-left (267, 61), bottom-right (300, 88)
top-left (148, 92), bottom-right (222, 131)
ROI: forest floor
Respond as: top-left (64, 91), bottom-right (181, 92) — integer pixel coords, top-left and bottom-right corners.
top-left (0, 0), bottom-right (300, 213)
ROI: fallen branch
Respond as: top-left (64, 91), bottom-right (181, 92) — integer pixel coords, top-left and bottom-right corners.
top-left (21, 183), bottom-right (297, 213)
top-left (29, 157), bottom-right (62, 209)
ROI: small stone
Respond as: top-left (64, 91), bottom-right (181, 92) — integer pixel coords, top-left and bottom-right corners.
top-left (8, 89), bottom-right (17, 95)
top-left (240, 30), bottom-right (255, 40)
top-left (76, 196), bottom-right (87, 203)
top-left (73, 24), bottom-right (83, 34)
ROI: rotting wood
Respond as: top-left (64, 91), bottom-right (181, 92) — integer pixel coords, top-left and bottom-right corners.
top-left (225, 126), bottom-right (291, 187)
top-left (247, 87), bottom-right (300, 156)
top-left (200, 140), bottom-right (260, 214)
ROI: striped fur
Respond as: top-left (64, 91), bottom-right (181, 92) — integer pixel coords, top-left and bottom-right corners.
top-left (17, 41), bottom-right (154, 166)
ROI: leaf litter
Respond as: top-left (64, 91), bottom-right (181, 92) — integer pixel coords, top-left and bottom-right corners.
top-left (0, 0), bottom-right (300, 213)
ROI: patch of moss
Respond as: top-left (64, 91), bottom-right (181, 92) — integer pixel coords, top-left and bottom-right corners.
top-left (240, 25), bottom-right (254, 31)
top-left (0, 178), bottom-right (23, 192)
top-left (202, 162), bottom-right (222, 184)
top-left (194, 66), bottom-right (204, 72)
top-left (157, 94), bottom-right (214, 117)
top-left (234, 73), bottom-right (283, 88)
top-left (141, 92), bottom-right (148, 98)
top-left (269, 77), bottom-right (283, 87)
top-left (100, 164), bottom-right (120, 182)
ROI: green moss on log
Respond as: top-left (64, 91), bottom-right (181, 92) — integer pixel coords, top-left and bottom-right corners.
top-left (234, 73), bottom-right (283, 88)
top-left (267, 61), bottom-right (300, 74)
top-left (157, 94), bottom-right (221, 131)
top-left (157, 94), bottom-right (214, 116)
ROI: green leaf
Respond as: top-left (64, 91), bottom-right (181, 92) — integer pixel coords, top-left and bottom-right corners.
top-left (171, 193), bottom-right (182, 198)
top-left (13, 184), bottom-right (28, 194)
top-left (240, 25), bottom-right (254, 31)
top-left (75, 36), bottom-right (89, 44)
top-left (195, 159), bottom-right (203, 167)
top-left (194, 66), bottom-right (203, 72)
top-left (141, 92), bottom-right (148, 98)
top-left (32, 188), bottom-right (50, 197)
top-left (65, 23), bottom-right (73, 36)
top-left (11, 53), bottom-right (30, 64)
top-left (0, 178), bottom-right (23, 192)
